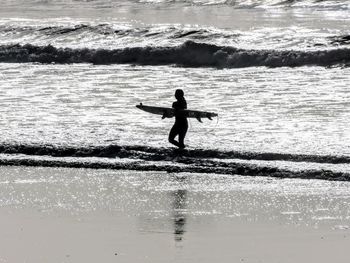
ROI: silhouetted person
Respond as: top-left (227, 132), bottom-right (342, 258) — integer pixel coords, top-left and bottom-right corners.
top-left (168, 89), bottom-right (188, 149)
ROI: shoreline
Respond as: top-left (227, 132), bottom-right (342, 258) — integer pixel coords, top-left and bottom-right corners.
top-left (0, 155), bottom-right (349, 182)
top-left (1, 143), bottom-right (350, 164)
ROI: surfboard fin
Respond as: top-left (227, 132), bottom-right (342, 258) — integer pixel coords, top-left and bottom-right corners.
top-left (196, 117), bottom-right (202, 123)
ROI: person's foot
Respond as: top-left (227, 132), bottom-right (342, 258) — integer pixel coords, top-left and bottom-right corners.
top-left (179, 144), bottom-right (186, 149)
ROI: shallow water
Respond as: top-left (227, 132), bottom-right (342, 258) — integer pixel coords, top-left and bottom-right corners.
top-left (0, 63), bottom-right (349, 156)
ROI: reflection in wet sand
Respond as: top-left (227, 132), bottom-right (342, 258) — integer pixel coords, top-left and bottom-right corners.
top-left (172, 188), bottom-right (187, 242)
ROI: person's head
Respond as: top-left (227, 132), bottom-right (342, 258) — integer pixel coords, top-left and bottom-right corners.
top-left (175, 89), bottom-right (184, 100)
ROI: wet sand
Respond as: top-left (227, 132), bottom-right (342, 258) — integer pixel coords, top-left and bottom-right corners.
top-left (0, 166), bottom-right (349, 262)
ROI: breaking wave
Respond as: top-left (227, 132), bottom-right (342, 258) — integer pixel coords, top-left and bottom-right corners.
top-left (1, 22), bottom-right (348, 52)
top-left (0, 41), bottom-right (349, 68)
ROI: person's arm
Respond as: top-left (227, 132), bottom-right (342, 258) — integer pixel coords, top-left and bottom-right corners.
top-left (162, 102), bottom-right (175, 119)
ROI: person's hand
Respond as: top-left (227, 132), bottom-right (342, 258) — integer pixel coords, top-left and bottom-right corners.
top-left (162, 111), bottom-right (174, 119)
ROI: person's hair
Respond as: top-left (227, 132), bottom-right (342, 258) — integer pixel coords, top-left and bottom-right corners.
top-left (175, 89), bottom-right (184, 98)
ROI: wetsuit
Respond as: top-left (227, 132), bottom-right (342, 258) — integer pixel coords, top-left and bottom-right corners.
top-left (169, 98), bottom-right (188, 148)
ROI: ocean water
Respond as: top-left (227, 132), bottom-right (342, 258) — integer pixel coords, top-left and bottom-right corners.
top-left (0, 0), bottom-right (350, 175)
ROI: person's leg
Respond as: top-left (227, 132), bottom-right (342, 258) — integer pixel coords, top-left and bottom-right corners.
top-left (178, 124), bottom-right (188, 149)
top-left (169, 124), bottom-right (182, 147)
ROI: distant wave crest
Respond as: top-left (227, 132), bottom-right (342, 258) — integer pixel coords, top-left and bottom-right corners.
top-left (131, 0), bottom-right (350, 9)
top-left (0, 41), bottom-right (349, 68)
top-left (0, 23), bottom-right (233, 39)
top-left (1, 0), bottom-right (347, 9)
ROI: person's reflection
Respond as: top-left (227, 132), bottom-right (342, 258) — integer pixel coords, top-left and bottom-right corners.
top-left (171, 187), bottom-right (187, 242)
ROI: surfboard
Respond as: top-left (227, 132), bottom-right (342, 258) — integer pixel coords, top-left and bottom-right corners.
top-left (136, 103), bottom-right (218, 122)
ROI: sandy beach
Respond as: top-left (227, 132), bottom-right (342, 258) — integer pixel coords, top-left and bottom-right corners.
top-left (0, 166), bottom-right (349, 263)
